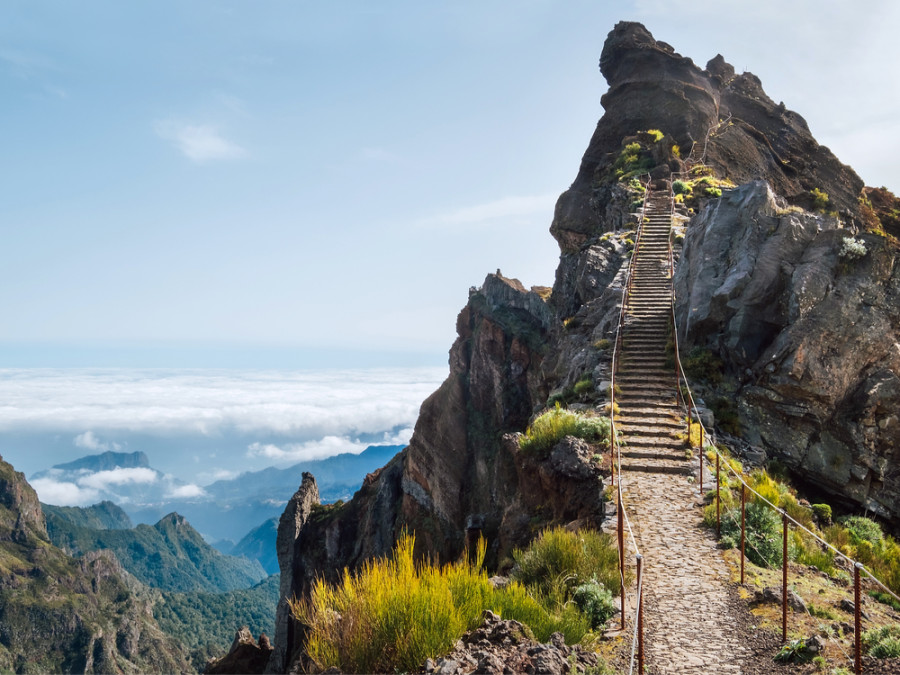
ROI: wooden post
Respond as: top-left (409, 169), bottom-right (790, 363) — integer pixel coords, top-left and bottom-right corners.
top-left (855, 562), bottom-right (863, 674)
top-left (740, 484), bottom-right (746, 585)
top-left (782, 511), bottom-right (789, 643)
top-left (715, 452), bottom-right (721, 538)
top-left (637, 554), bottom-right (644, 674)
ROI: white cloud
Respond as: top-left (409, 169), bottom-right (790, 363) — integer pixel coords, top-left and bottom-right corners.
top-left (154, 120), bottom-right (245, 163)
top-left (0, 367), bottom-right (445, 438)
top-left (166, 483), bottom-right (206, 499)
top-left (77, 467), bottom-right (158, 490)
top-left (74, 430), bottom-right (121, 451)
top-left (422, 194), bottom-right (556, 228)
top-left (247, 435), bottom-right (371, 464)
top-left (30, 478), bottom-right (99, 507)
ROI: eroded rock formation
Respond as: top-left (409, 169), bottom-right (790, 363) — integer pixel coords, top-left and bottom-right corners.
top-left (675, 181), bottom-right (900, 522)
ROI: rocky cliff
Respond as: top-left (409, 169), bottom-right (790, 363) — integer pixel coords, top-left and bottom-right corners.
top-left (267, 21), bottom-right (900, 673)
top-left (0, 454), bottom-right (191, 674)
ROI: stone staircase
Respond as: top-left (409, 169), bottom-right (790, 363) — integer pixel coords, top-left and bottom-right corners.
top-left (617, 191), bottom-right (691, 476)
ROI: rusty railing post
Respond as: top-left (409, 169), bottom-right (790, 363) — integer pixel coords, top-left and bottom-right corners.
top-left (715, 452), bottom-right (721, 538)
top-left (698, 417), bottom-right (704, 498)
top-left (618, 490), bottom-right (625, 631)
top-left (855, 562), bottom-right (863, 674)
top-left (636, 554), bottom-right (644, 674)
top-left (740, 484), bottom-right (746, 585)
top-left (782, 511), bottom-right (789, 642)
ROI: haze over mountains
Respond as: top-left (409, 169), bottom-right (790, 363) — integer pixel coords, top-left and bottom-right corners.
top-left (31, 444), bottom-right (404, 545)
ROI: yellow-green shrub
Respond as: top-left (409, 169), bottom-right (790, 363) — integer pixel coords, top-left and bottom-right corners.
top-left (293, 530), bottom-right (616, 673)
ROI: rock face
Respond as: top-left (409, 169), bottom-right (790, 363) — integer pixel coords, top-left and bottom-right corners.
top-left (675, 181), bottom-right (900, 523)
top-left (550, 21), bottom-right (864, 257)
top-left (267, 273), bottom-right (614, 672)
top-left (0, 454), bottom-right (191, 674)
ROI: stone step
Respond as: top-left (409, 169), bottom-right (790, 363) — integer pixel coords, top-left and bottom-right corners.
top-left (621, 450), bottom-right (688, 462)
top-left (621, 461), bottom-right (694, 476)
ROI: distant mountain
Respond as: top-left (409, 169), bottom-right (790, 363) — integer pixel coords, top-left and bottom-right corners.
top-left (44, 450), bottom-right (150, 473)
top-left (42, 499), bottom-right (133, 530)
top-left (0, 454), bottom-right (190, 673)
top-left (231, 517), bottom-right (279, 575)
top-left (30, 449), bottom-right (195, 508)
top-left (31, 444), bottom-right (406, 548)
top-left (127, 444), bottom-right (405, 543)
top-left (45, 508), bottom-right (267, 593)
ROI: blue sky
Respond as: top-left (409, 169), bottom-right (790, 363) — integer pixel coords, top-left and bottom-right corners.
top-left (3, 1), bottom-right (899, 368)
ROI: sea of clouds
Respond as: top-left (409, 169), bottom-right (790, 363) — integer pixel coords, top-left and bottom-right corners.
top-left (0, 367), bottom-right (447, 505)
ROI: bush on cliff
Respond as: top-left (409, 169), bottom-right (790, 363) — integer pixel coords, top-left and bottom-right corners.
top-left (292, 529), bottom-right (618, 673)
top-left (519, 405), bottom-right (610, 457)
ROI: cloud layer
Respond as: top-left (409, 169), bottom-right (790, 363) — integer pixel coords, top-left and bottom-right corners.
top-left (0, 367), bottom-right (445, 438)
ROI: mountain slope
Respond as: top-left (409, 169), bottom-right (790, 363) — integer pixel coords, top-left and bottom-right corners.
top-left (42, 500), bottom-right (133, 530)
top-left (155, 574), bottom-right (279, 672)
top-left (231, 517), bottom-right (278, 575)
top-left (0, 454), bottom-right (190, 673)
top-left (45, 508), bottom-right (267, 593)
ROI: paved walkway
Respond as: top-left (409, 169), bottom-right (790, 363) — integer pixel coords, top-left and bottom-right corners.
top-left (619, 471), bottom-right (751, 673)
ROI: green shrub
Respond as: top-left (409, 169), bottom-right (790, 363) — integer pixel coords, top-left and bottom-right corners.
top-left (683, 347), bottom-right (723, 384)
top-left (644, 129), bottom-right (664, 142)
top-left (520, 406), bottom-right (610, 457)
top-left (870, 590), bottom-right (900, 612)
top-left (840, 516), bottom-right (883, 546)
top-left (811, 503), bottom-right (832, 525)
top-left (573, 581), bottom-right (617, 628)
top-left (704, 187), bottom-right (723, 198)
top-left (511, 526), bottom-right (621, 599)
top-left (719, 501), bottom-right (784, 568)
top-left (774, 637), bottom-right (815, 663)
top-left (672, 180), bottom-right (692, 195)
top-left (593, 339), bottom-right (612, 351)
top-left (808, 603), bottom-right (838, 620)
top-left (573, 377), bottom-right (594, 397)
top-left (811, 187), bottom-right (830, 212)
top-left (710, 397), bottom-right (740, 435)
top-left (864, 625), bottom-right (900, 658)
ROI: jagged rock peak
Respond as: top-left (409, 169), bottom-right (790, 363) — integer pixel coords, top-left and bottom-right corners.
top-left (551, 21), bottom-right (865, 256)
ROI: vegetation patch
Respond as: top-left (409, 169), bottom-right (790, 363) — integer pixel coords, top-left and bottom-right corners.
top-left (292, 530), bottom-right (618, 674)
top-left (863, 624), bottom-right (900, 658)
top-left (682, 346), bottom-right (724, 384)
top-left (520, 405), bottom-right (611, 458)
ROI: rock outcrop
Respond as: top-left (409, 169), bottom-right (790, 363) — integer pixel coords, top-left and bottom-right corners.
top-left (267, 273), bottom-right (614, 671)
top-left (425, 610), bottom-right (601, 675)
top-left (206, 627), bottom-right (273, 675)
top-left (550, 21), bottom-right (864, 260)
top-left (675, 181), bottom-right (900, 523)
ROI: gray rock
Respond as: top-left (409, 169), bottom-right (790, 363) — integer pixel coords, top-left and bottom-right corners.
top-left (754, 586), bottom-right (807, 613)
